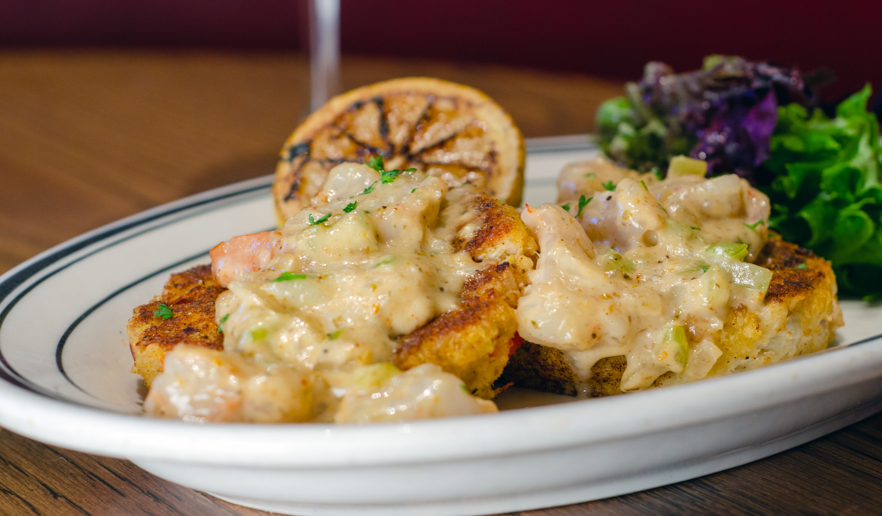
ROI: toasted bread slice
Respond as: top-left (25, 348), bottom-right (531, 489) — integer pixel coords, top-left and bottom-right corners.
top-left (272, 77), bottom-right (524, 226)
top-left (127, 265), bottom-right (226, 387)
top-left (499, 238), bottom-right (843, 396)
top-left (129, 194), bottom-right (536, 398)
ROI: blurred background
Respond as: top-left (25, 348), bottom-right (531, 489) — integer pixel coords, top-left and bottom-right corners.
top-left (2, 5), bottom-right (882, 513)
top-left (2, 0), bottom-right (879, 102)
top-left (1, 0), bottom-right (880, 271)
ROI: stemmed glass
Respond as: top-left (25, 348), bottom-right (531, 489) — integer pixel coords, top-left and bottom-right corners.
top-left (308, 0), bottom-right (341, 112)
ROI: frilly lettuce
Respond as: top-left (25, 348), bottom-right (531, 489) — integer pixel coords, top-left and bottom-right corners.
top-left (597, 56), bottom-right (882, 298)
top-left (597, 56), bottom-right (814, 182)
top-left (763, 85), bottom-right (882, 297)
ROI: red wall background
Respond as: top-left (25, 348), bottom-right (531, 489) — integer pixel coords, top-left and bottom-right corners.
top-left (2, 0), bottom-right (879, 102)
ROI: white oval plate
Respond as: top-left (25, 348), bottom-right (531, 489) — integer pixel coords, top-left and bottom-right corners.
top-left (1, 137), bottom-right (881, 516)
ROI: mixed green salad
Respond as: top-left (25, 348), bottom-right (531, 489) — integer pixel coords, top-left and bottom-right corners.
top-left (597, 56), bottom-right (882, 298)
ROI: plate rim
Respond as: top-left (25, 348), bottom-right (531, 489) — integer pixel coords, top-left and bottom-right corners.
top-left (0, 135), bottom-right (880, 468)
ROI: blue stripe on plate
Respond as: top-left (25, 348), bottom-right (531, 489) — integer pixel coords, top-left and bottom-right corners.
top-left (54, 250), bottom-right (214, 398)
top-left (0, 181), bottom-right (271, 400)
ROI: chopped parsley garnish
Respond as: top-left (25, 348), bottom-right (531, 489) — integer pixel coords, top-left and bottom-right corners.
top-left (796, 263), bottom-right (808, 270)
top-left (344, 201), bottom-right (357, 213)
top-left (690, 226), bottom-right (701, 231)
top-left (381, 168), bottom-right (399, 183)
top-left (576, 195), bottom-right (592, 217)
top-left (308, 213), bottom-right (331, 225)
top-left (274, 271), bottom-right (307, 282)
top-left (560, 202), bottom-right (572, 212)
top-left (217, 314), bottom-right (229, 333)
top-left (640, 179), bottom-right (649, 191)
top-left (153, 303), bottom-right (174, 320)
top-left (411, 188), bottom-right (417, 193)
top-left (366, 155), bottom-right (403, 184)
top-left (367, 155), bottom-right (385, 172)
top-left (460, 383), bottom-right (470, 394)
top-left (404, 168), bottom-right (417, 172)
top-left (250, 328), bottom-right (267, 341)
top-left (584, 172), bottom-right (597, 179)
top-left (602, 180), bottom-right (616, 191)
top-left (360, 182), bottom-right (376, 195)
top-left (745, 220), bottom-right (765, 230)
top-left (700, 266), bottom-right (710, 273)
top-left (327, 329), bottom-right (344, 340)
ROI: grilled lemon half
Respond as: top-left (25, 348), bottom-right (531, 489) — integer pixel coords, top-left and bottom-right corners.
top-left (272, 77), bottom-right (525, 225)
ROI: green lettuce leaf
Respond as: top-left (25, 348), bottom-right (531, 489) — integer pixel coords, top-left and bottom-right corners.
top-left (764, 84), bottom-right (882, 297)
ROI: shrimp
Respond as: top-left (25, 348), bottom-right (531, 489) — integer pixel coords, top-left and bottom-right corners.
top-left (210, 231), bottom-right (285, 287)
top-left (144, 345), bottom-right (315, 423)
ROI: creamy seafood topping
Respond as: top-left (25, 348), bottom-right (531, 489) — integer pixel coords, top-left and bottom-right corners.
top-left (145, 163), bottom-right (499, 423)
top-left (518, 157), bottom-right (771, 392)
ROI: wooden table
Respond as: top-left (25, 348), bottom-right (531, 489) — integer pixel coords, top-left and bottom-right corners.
top-left (1, 51), bottom-right (881, 516)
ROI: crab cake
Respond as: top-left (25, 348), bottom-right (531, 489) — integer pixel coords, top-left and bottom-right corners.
top-left (502, 158), bottom-right (841, 397)
top-left (131, 162), bottom-right (537, 422)
top-left (127, 265), bottom-right (226, 387)
top-left (500, 238), bottom-right (842, 396)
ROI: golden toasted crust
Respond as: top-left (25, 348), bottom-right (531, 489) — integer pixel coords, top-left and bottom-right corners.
top-left (454, 196), bottom-right (538, 261)
top-left (129, 195), bottom-right (537, 399)
top-left (703, 237), bottom-right (842, 378)
top-left (127, 265), bottom-right (226, 387)
top-left (393, 261), bottom-right (527, 399)
top-left (272, 77), bottom-right (525, 225)
top-left (499, 238), bottom-right (843, 397)
top-left (389, 194), bottom-right (537, 398)
top-left (758, 238), bottom-right (832, 303)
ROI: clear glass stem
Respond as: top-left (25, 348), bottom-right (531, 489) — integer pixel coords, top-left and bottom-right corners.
top-left (308, 0), bottom-right (341, 112)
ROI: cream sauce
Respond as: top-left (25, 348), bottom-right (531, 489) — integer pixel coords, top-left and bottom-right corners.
top-left (146, 163), bottom-right (500, 423)
top-left (518, 158), bottom-right (771, 393)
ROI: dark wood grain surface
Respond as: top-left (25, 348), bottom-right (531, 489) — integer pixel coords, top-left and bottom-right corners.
top-left (1, 51), bottom-right (880, 516)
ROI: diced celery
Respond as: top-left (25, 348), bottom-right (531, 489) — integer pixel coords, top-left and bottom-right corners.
top-left (706, 242), bottom-right (749, 261)
top-left (668, 155), bottom-right (707, 177)
top-left (665, 325), bottom-right (687, 348)
top-left (600, 249), bottom-right (637, 274)
top-left (656, 324), bottom-right (688, 373)
top-left (352, 363), bottom-right (400, 388)
top-left (373, 255), bottom-right (395, 268)
top-left (665, 219), bottom-right (695, 239)
top-left (725, 261), bottom-right (773, 291)
top-left (705, 248), bottom-right (772, 293)
top-left (679, 261), bottom-right (710, 275)
top-left (702, 264), bottom-right (731, 309)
